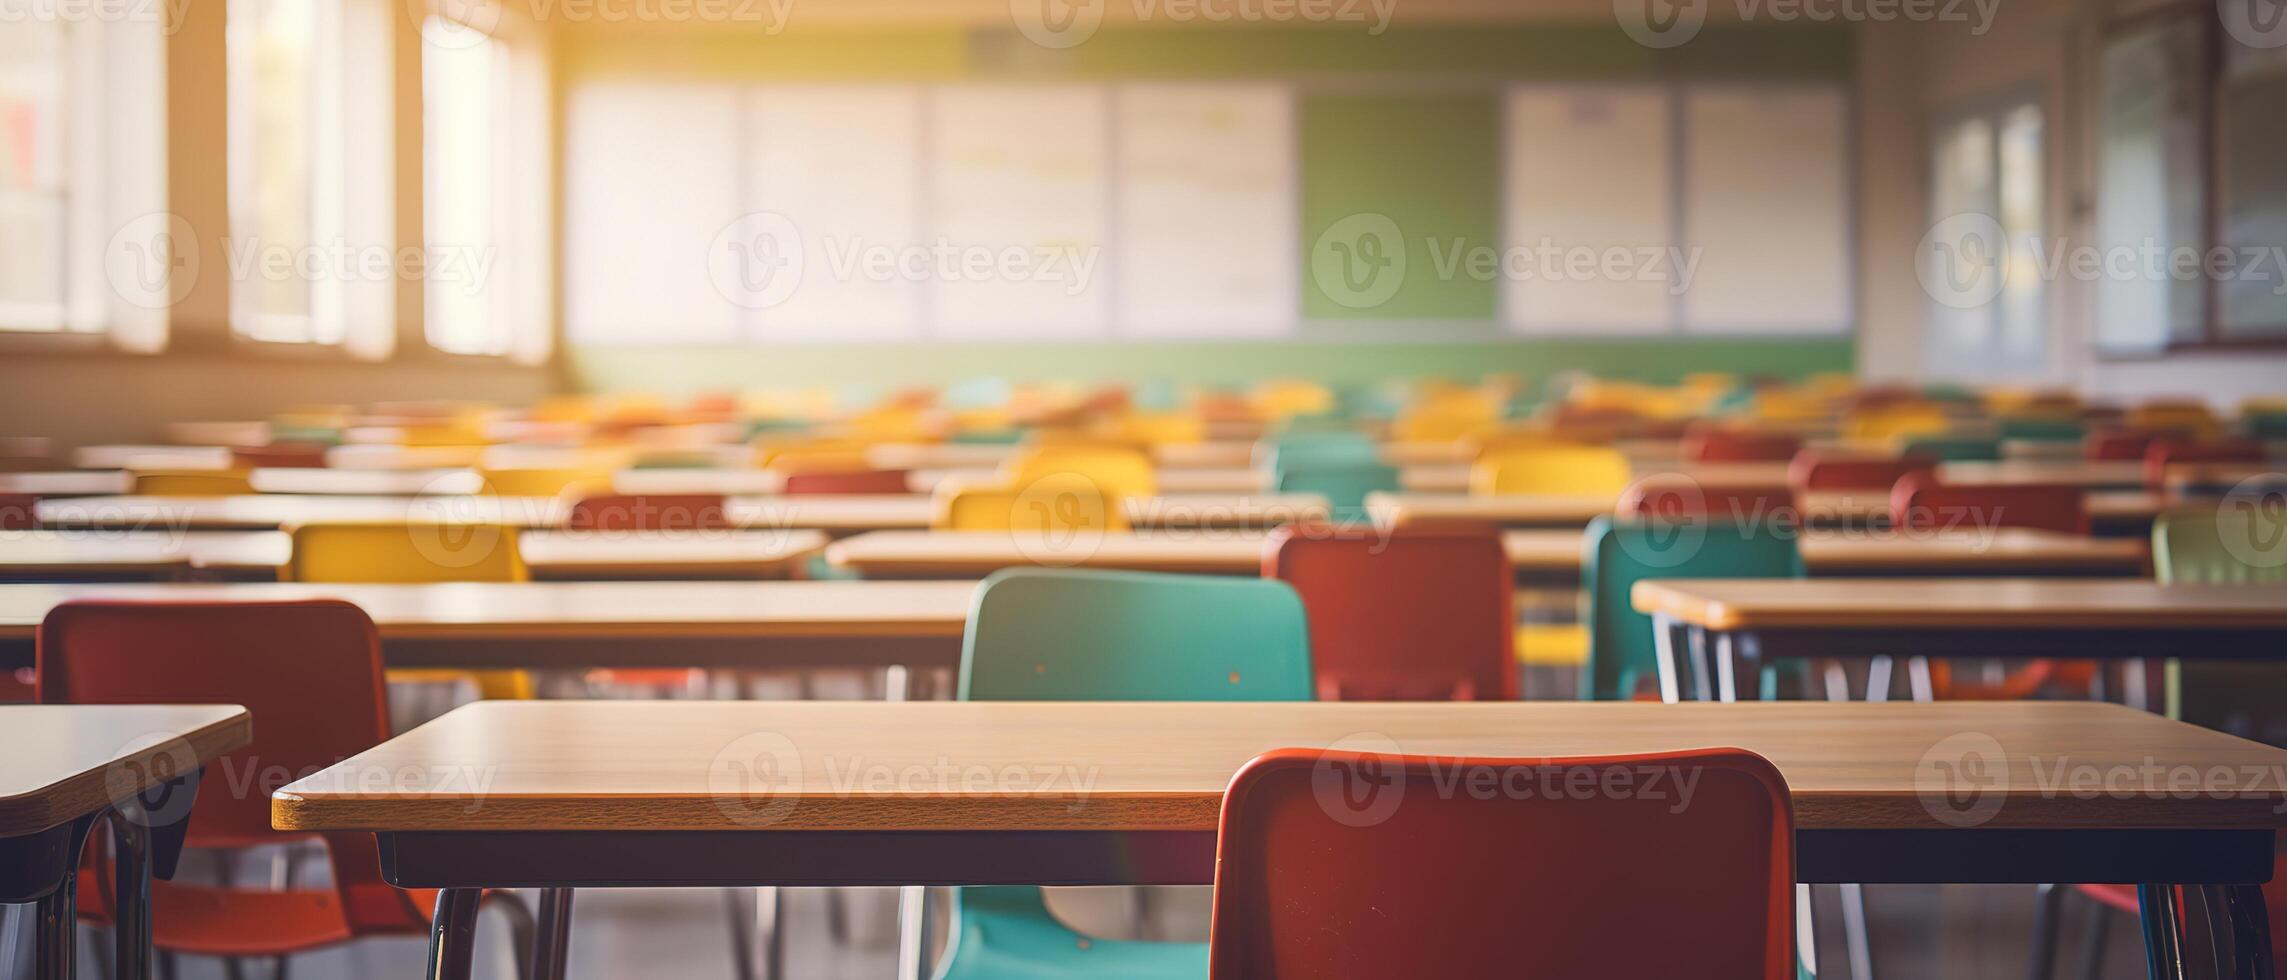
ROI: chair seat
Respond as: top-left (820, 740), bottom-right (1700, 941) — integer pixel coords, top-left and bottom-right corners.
top-left (1517, 624), bottom-right (1589, 667)
top-left (387, 668), bottom-right (534, 700)
top-left (78, 881), bottom-right (436, 957)
top-left (2073, 883), bottom-right (2140, 913)
top-left (936, 907), bottom-right (1206, 980)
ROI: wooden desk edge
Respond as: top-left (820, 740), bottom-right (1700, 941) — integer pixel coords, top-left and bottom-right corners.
top-left (0, 706), bottom-right (252, 838)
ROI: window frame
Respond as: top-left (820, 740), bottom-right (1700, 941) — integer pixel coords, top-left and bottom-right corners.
top-left (1923, 86), bottom-right (2049, 378)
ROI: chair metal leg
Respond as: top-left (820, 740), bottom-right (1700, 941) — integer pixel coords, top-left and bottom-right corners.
top-left (897, 886), bottom-right (930, 980)
top-left (2079, 897), bottom-right (2112, 980)
top-left (1906, 656), bottom-right (1934, 702)
top-left (1654, 613), bottom-right (1684, 703)
top-left (533, 888), bottom-right (574, 980)
top-left (0, 903), bottom-right (22, 980)
top-left (2138, 884), bottom-right (2184, 980)
top-left (1797, 884), bottom-right (1820, 978)
top-left (1840, 881), bottom-right (1874, 980)
top-left (1865, 655), bottom-right (1893, 703)
top-left (2029, 882), bottom-right (2064, 980)
top-left (425, 888), bottom-right (484, 980)
top-left (1686, 626), bottom-right (1715, 702)
top-left (724, 889), bottom-right (756, 980)
top-left (759, 887), bottom-right (786, 980)
top-left (2218, 884), bottom-right (2276, 979)
top-left (1715, 631), bottom-right (1739, 702)
top-left (34, 876), bottom-right (76, 980)
top-left (110, 813), bottom-right (153, 980)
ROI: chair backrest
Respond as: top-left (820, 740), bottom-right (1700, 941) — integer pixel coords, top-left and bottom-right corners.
top-left (1683, 431), bottom-right (1804, 463)
top-left (1267, 524), bottom-right (1512, 701)
top-left (1786, 451), bottom-right (1936, 492)
top-left (1842, 405), bottom-right (1952, 442)
top-left (231, 442), bottom-right (333, 469)
top-left (1582, 517), bottom-right (1803, 700)
top-left (932, 474), bottom-right (1128, 532)
top-left (566, 492), bottom-right (732, 531)
top-left (37, 599), bottom-right (389, 854)
top-left (475, 467), bottom-right (602, 498)
top-left (2155, 504), bottom-right (2287, 585)
top-left (1899, 436), bottom-right (2003, 462)
top-left (1997, 416), bottom-right (2085, 442)
top-left (1003, 445), bottom-right (1157, 500)
top-left (1890, 473), bottom-right (2090, 535)
top-left (2127, 402), bottom-right (2219, 438)
top-left (0, 493), bottom-right (36, 530)
top-left (1471, 445), bottom-right (1633, 497)
top-left (2085, 430), bottom-right (2156, 461)
top-left (960, 567), bottom-right (1312, 701)
top-left (133, 469), bottom-right (254, 496)
top-left (1253, 432), bottom-right (1378, 473)
top-left (1208, 747), bottom-right (1796, 980)
top-left (1271, 461), bottom-right (1399, 524)
top-left (761, 443), bottom-right (874, 475)
top-left (2144, 438), bottom-right (2265, 489)
top-left (781, 469), bottom-right (913, 495)
top-left (286, 522), bottom-right (528, 582)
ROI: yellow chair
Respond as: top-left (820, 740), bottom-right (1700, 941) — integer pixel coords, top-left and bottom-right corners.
top-left (760, 442), bottom-right (874, 475)
top-left (133, 469), bottom-right (255, 496)
top-left (284, 522), bottom-right (533, 700)
top-left (932, 474), bottom-right (1128, 532)
top-left (1842, 406), bottom-right (1953, 444)
top-left (1101, 412), bottom-right (1205, 447)
top-left (1003, 445), bottom-right (1157, 500)
top-left (1471, 445), bottom-right (1633, 497)
top-left (1751, 390), bottom-right (1834, 423)
top-left (1516, 623), bottom-right (1589, 667)
top-left (1251, 380), bottom-right (1335, 420)
top-left (475, 467), bottom-right (606, 498)
top-left (2127, 402), bottom-right (2220, 439)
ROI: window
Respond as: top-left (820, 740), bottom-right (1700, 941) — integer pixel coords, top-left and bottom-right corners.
top-left (1925, 96), bottom-right (2046, 376)
top-left (417, 12), bottom-right (549, 360)
top-left (2094, 18), bottom-right (2207, 354)
top-left (226, 0), bottom-right (392, 354)
top-left (564, 81), bottom-right (1296, 344)
top-left (0, 13), bottom-right (165, 346)
top-left (2214, 27), bottom-right (2287, 340)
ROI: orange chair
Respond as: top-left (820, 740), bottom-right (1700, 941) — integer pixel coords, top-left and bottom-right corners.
top-left (2085, 430), bottom-right (2157, 462)
top-left (1266, 523), bottom-right (1515, 701)
top-left (782, 469), bottom-right (913, 494)
top-left (0, 492), bottom-right (36, 530)
top-left (1208, 747), bottom-right (1796, 979)
top-left (1786, 451), bottom-right (1937, 491)
top-left (1683, 430), bottom-right (1805, 463)
top-left (36, 600), bottom-right (531, 970)
top-left (2143, 438), bottom-right (2264, 490)
top-left (230, 442), bottom-right (332, 469)
top-left (1618, 478), bottom-right (1797, 527)
top-left (567, 492), bottom-right (733, 531)
top-left (1888, 474), bottom-right (2090, 536)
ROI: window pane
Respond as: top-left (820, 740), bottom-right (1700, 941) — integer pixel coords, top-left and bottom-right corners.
top-left (229, 0), bottom-right (319, 339)
top-left (2094, 20), bottom-right (2207, 353)
top-left (0, 18), bottom-right (67, 331)
top-left (1503, 86), bottom-right (1672, 335)
top-left (928, 86), bottom-right (1109, 340)
top-left (2216, 33), bottom-right (2287, 339)
top-left (1927, 116), bottom-right (1996, 359)
top-left (1996, 103), bottom-right (2044, 360)
top-left (1115, 84), bottom-right (1295, 338)
top-left (423, 19), bottom-right (502, 355)
top-left (1679, 87), bottom-right (1851, 334)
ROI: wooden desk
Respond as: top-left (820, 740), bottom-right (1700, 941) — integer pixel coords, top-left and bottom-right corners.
top-left (0, 531), bottom-right (276, 581)
top-left (71, 445), bottom-right (233, 471)
top-left (1631, 578), bottom-right (2287, 702)
top-left (4, 704), bottom-right (252, 980)
top-left (0, 472), bottom-right (133, 497)
top-left (248, 468), bottom-right (486, 496)
top-left (1501, 528), bottom-right (2150, 581)
top-left (1372, 488), bottom-right (2173, 534)
top-left (273, 700), bottom-right (2286, 980)
top-left (0, 529), bottom-right (827, 582)
top-left (1939, 461), bottom-right (2149, 489)
top-left (37, 495), bottom-right (570, 530)
top-left (0, 580), bottom-right (974, 672)
top-left (826, 529), bottom-right (1278, 578)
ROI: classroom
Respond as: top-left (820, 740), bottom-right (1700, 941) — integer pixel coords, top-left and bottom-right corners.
top-left (2, 0), bottom-right (2285, 976)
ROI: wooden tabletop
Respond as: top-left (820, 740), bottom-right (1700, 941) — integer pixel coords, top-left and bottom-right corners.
top-left (248, 468), bottom-right (486, 496)
top-left (72, 445), bottom-right (234, 470)
top-left (270, 700), bottom-right (2287, 833)
top-left (0, 471), bottom-right (134, 497)
top-left (0, 531), bottom-right (269, 578)
top-left (1633, 579), bottom-right (2287, 632)
top-left (1374, 488), bottom-right (2173, 530)
top-left (0, 529), bottom-right (827, 580)
top-left (2, 704), bottom-right (252, 837)
top-left (1499, 528), bottom-right (2149, 578)
top-left (37, 495), bottom-right (570, 530)
top-left (0, 580), bottom-right (977, 644)
top-left (1939, 461), bottom-right (2149, 488)
top-left (826, 529), bottom-right (1278, 577)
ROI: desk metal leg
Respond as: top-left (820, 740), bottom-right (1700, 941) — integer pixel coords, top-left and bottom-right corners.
top-left (2217, 884), bottom-right (2276, 979)
top-left (1687, 626), bottom-right (1715, 702)
top-left (2143, 884), bottom-right (2277, 980)
top-left (533, 888), bottom-right (574, 980)
top-left (111, 813), bottom-right (153, 980)
top-left (425, 888), bottom-right (483, 980)
top-left (1654, 613), bottom-right (1683, 704)
top-left (2142, 884), bottom-right (2188, 978)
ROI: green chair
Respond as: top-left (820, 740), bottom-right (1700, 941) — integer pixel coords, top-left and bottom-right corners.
top-left (1899, 436), bottom-right (2003, 462)
top-left (1253, 431), bottom-right (1377, 472)
top-left (2240, 412), bottom-right (2287, 440)
top-left (1273, 460), bottom-right (1400, 525)
top-left (2157, 505), bottom-right (2287, 742)
top-left (936, 568), bottom-right (1313, 980)
top-left (1997, 417), bottom-right (2084, 442)
top-left (1580, 516), bottom-right (1805, 701)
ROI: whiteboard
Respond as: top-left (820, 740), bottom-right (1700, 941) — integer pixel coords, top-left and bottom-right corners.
top-left (1680, 87), bottom-right (1852, 334)
top-left (564, 81), bottom-right (743, 345)
top-left (928, 86), bottom-right (1110, 340)
top-left (1115, 84), bottom-right (1296, 338)
top-left (1503, 86), bottom-right (1673, 335)
top-left (746, 86), bottom-right (924, 343)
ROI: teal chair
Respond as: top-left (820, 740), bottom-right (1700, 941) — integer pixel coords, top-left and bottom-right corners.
top-left (1580, 517), bottom-right (1805, 701)
top-left (2157, 505), bottom-right (2287, 742)
top-left (1273, 460), bottom-right (1399, 525)
top-left (1253, 431), bottom-right (1377, 472)
top-left (937, 568), bottom-right (1313, 980)
top-left (1899, 436), bottom-right (2002, 462)
top-left (2241, 412), bottom-right (2287, 440)
top-left (1997, 417), bottom-right (2084, 442)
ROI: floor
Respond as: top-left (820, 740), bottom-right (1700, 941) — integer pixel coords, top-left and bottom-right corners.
top-left (3, 878), bottom-right (2158, 979)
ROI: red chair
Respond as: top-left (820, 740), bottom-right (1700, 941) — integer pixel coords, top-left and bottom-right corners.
top-left (1683, 430), bottom-right (1805, 463)
top-left (1787, 451), bottom-right (1938, 491)
top-left (230, 442), bottom-right (332, 469)
top-left (2143, 438), bottom-right (2264, 490)
top-left (566, 492), bottom-right (733, 531)
top-left (1619, 478), bottom-right (1797, 525)
top-left (1266, 522), bottom-right (1514, 701)
top-left (0, 492), bottom-right (37, 530)
top-left (1208, 747), bottom-right (1796, 979)
top-left (2085, 430), bottom-right (2156, 462)
top-left (1889, 473), bottom-right (2090, 535)
top-left (36, 600), bottom-right (532, 968)
top-left (782, 469), bottom-right (913, 495)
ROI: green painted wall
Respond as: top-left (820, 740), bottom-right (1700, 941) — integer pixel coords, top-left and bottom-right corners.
top-left (560, 23), bottom-right (1858, 393)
